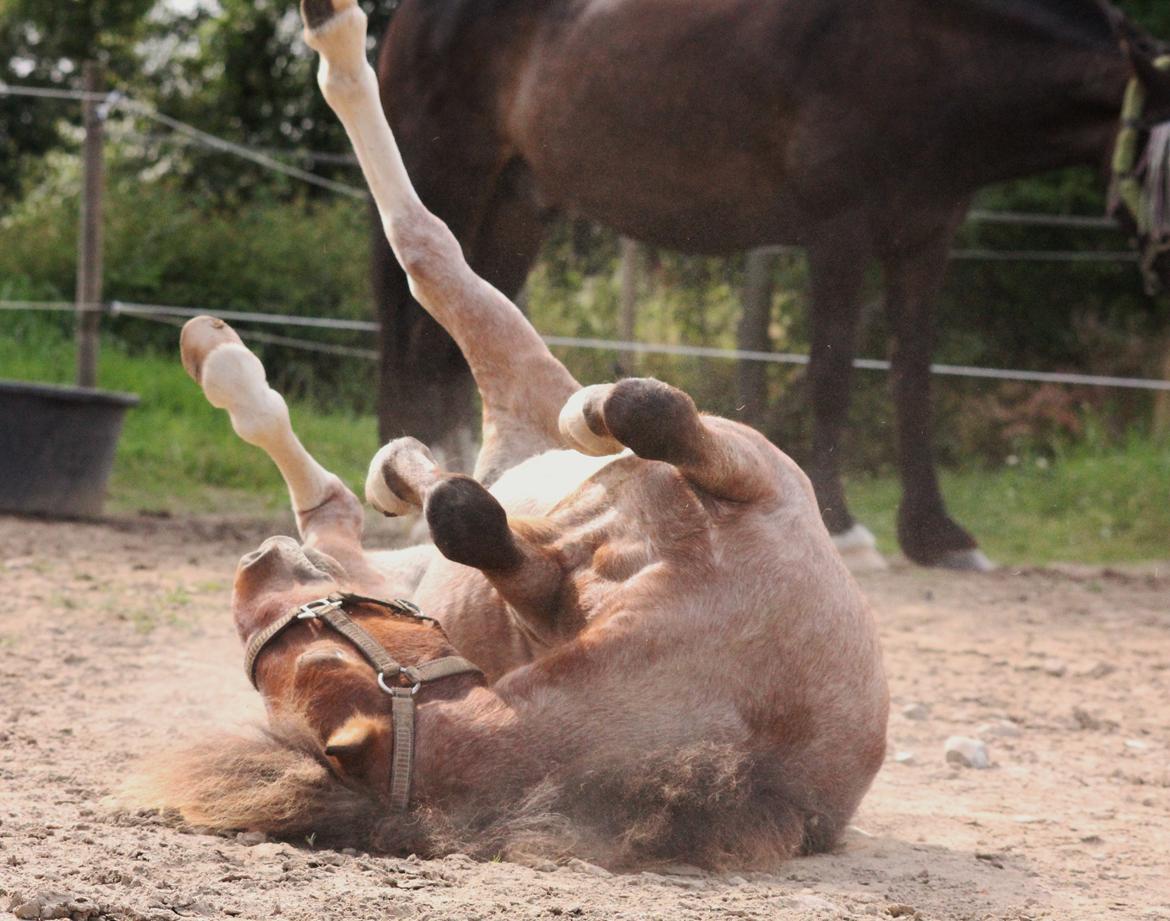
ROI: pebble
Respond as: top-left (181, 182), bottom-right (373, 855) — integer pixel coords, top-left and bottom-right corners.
top-left (8, 890), bottom-right (102, 920)
top-left (976, 720), bottom-right (1021, 739)
top-left (245, 842), bottom-right (294, 861)
top-left (235, 831), bottom-right (267, 846)
top-left (944, 736), bottom-right (991, 769)
top-left (565, 857), bottom-right (612, 877)
top-left (779, 893), bottom-right (840, 912)
top-left (901, 703), bottom-right (930, 721)
top-left (894, 751), bottom-right (915, 765)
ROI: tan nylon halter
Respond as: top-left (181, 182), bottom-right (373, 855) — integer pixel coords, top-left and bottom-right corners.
top-left (243, 591), bottom-right (482, 811)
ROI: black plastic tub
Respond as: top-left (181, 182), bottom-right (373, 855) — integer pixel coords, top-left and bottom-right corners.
top-left (0, 379), bottom-right (139, 517)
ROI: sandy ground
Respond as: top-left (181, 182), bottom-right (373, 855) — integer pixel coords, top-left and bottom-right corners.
top-left (1, 513), bottom-right (1168, 921)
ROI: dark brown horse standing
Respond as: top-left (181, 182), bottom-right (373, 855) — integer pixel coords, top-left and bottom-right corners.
top-left (369, 0), bottom-right (1170, 569)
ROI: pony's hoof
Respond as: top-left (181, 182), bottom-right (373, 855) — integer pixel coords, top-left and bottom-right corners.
top-left (558, 385), bottom-right (623, 457)
top-left (832, 524), bottom-right (888, 574)
top-left (300, 0), bottom-right (352, 31)
top-left (934, 548), bottom-right (996, 572)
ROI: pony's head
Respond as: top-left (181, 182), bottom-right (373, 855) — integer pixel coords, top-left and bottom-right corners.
top-left (231, 537), bottom-right (453, 796)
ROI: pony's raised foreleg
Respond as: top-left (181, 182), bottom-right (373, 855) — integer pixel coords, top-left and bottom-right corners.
top-left (180, 316), bottom-right (356, 538)
top-left (181, 316), bottom-right (434, 593)
top-left (301, 0), bottom-right (578, 485)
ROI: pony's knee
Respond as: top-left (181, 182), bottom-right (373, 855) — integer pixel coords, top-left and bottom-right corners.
top-left (385, 211), bottom-right (461, 295)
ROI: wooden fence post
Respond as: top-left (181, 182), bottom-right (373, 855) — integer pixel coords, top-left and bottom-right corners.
top-left (75, 61), bottom-right (106, 388)
top-left (1154, 334), bottom-right (1170, 437)
top-left (617, 238), bottom-right (643, 374)
top-left (736, 249), bottom-right (775, 425)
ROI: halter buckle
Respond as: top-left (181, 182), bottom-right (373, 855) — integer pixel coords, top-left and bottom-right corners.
top-left (296, 597), bottom-right (343, 620)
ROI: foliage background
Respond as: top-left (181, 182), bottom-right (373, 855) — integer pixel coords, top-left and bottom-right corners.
top-left (2, 0), bottom-right (1170, 487)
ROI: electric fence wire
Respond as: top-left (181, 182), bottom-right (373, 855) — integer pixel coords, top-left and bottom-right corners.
top-left (4, 299), bottom-right (1167, 391)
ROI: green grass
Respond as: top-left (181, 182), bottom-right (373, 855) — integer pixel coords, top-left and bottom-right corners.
top-left (848, 436), bottom-right (1170, 565)
top-left (2, 320), bottom-right (1167, 564)
top-left (1, 320), bottom-right (378, 516)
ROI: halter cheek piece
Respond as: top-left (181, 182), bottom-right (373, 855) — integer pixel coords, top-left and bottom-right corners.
top-left (243, 591), bottom-right (482, 812)
top-left (1109, 54), bottom-right (1170, 295)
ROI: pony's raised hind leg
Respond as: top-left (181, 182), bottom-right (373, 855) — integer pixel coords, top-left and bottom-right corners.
top-left (560, 378), bottom-right (794, 505)
top-left (303, 0), bottom-right (578, 486)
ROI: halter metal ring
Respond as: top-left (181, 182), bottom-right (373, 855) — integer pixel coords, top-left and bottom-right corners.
top-left (378, 671), bottom-right (421, 697)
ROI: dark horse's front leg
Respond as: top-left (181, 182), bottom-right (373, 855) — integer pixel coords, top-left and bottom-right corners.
top-left (882, 222), bottom-right (992, 571)
top-left (805, 225), bottom-right (886, 572)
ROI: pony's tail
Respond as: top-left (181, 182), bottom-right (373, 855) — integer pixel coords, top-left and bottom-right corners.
top-left (125, 720), bottom-right (385, 847)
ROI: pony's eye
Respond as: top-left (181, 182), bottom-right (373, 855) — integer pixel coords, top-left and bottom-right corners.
top-left (294, 647), bottom-right (351, 672)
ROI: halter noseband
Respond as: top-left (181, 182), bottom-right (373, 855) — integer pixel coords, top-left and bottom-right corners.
top-left (1109, 54), bottom-right (1170, 295)
top-left (243, 591), bottom-right (482, 811)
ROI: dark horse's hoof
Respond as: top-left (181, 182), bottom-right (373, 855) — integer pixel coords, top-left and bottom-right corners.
top-left (932, 548), bottom-right (996, 572)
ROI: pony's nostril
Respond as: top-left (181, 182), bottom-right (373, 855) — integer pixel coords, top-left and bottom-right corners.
top-left (238, 536), bottom-right (336, 589)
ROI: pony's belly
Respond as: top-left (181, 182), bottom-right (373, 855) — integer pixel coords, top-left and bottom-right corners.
top-left (488, 449), bottom-right (625, 516)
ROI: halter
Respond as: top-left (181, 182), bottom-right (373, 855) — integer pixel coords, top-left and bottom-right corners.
top-left (243, 591), bottom-right (482, 811)
top-left (1109, 54), bottom-right (1170, 295)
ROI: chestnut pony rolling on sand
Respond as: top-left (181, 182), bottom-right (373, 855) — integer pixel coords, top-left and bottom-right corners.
top-left (153, 0), bottom-right (887, 867)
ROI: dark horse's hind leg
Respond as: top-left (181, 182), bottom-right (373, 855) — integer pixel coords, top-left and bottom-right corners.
top-left (883, 229), bottom-right (992, 571)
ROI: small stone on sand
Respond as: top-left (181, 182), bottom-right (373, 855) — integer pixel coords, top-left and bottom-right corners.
top-left (944, 736), bottom-right (990, 769)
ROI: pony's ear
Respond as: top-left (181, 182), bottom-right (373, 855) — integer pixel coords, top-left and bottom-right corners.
top-left (323, 715), bottom-right (393, 791)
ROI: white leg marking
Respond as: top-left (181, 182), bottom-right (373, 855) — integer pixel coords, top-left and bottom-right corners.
top-left (832, 523), bottom-right (889, 574)
top-left (557, 385), bottom-right (624, 457)
top-left (199, 343), bottom-right (334, 514)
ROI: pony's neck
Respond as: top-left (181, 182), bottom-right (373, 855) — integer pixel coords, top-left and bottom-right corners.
top-left (411, 686), bottom-right (545, 806)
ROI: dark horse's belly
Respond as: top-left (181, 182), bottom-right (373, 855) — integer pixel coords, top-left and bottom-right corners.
top-left (504, 0), bottom-right (898, 252)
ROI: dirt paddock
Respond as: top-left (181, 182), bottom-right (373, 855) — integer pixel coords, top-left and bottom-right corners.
top-left (0, 514), bottom-right (1167, 921)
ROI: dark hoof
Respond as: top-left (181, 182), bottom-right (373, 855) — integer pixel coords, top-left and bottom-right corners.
top-left (301, 0), bottom-right (339, 30)
top-left (831, 524), bottom-right (888, 573)
top-left (932, 548), bottom-right (996, 572)
top-left (425, 475), bottom-right (522, 572)
top-left (603, 378), bottom-right (702, 465)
